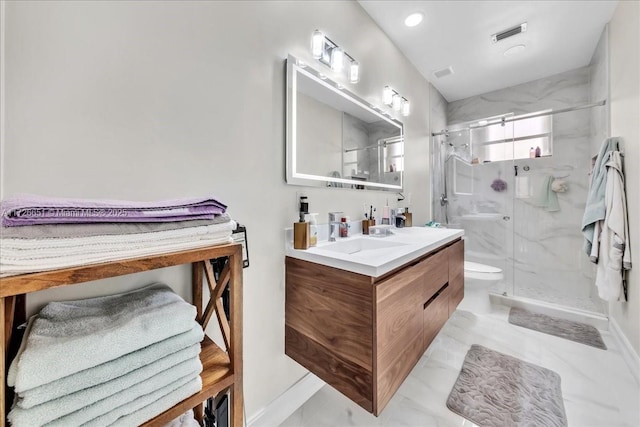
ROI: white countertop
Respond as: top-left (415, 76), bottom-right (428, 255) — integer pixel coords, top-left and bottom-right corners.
top-left (285, 226), bottom-right (464, 277)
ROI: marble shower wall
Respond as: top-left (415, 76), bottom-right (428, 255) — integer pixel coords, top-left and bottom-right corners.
top-left (446, 66), bottom-right (606, 313)
top-left (590, 26), bottom-right (610, 157)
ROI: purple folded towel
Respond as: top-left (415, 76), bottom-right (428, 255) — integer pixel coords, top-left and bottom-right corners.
top-left (1, 194), bottom-right (227, 227)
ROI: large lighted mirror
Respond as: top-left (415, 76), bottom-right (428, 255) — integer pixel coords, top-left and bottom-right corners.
top-left (286, 55), bottom-right (404, 191)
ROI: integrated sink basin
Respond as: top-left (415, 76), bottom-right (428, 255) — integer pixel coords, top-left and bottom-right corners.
top-left (320, 238), bottom-right (408, 255)
top-left (286, 226), bottom-right (465, 277)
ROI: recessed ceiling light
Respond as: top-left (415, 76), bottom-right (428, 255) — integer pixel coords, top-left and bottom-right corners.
top-left (404, 12), bottom-right (424, 27)
top-left (504, 44), bottom-right (526, 56)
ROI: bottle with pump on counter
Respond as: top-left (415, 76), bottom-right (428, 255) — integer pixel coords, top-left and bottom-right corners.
top-left (294, 213), bottom-right (310, 249)
top-left (404, 208), bottom-right (412, 227)
top-left (307, 213), bottom-right (318, 247)
top-left (294, 196), bottom-right (310, 249)
top-left (382, 202), bottom-right (390, 225)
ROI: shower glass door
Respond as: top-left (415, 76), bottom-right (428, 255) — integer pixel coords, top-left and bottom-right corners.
top-left (462, 120), bottom-right (515, 295)
top-left (510, 109), bottom-right (606, 314)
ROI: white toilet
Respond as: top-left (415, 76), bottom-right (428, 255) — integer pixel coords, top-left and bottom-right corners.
top-left (459, 261), bottom-right (503, 313)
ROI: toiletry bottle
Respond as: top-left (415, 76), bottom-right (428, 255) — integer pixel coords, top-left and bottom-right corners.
top-left (340, 216), bottom-right (350, 238)
top-left (299, 196), bottom-right (309, 214)
top-left (382, 201), bottom-right (390, 225)
top-left (308, 213), bottom-right (318, 247)
top-left (404, 207), bottom-right (412, 227)
top-left (529, 147), bottom-right (535, 158)
top-left (293, 212), bottom-right (310, 249)
top-left (535, 146), bottom-right (541, 157)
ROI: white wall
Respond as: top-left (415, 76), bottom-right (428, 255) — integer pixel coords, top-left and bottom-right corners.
top-left (608, 0), bottom-right (640, 355)
top-left (0, 0), bottom-right (431, 419)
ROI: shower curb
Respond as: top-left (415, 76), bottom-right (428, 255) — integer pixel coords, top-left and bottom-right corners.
top-left (489, 292), bottom-right (609, 330)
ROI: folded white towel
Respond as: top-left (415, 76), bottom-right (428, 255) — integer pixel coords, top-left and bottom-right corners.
top-left (111, 379), bottom-right (202, 427)
top-left (1, 233), bottom-right (233, 276)
top-left (0, 214), bottom-right (231, 239)
top-left (0, 221), bottom-right (236, 276)
top-left (1, 221), bottom-right (236, 252)
top-left (9, 343), bottom-right (201, 425)
top-left (14, 324), bottom-right (204, 407)
top-left (515, 176), bottom-right (531, 199)
top-left (47, 365), bottom-right (203, 427)
top-left (9, 284), bottom-right (196, 392)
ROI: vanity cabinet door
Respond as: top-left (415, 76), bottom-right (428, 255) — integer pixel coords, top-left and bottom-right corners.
top-left (375, 262), bottom-right (424, 415)
top-left (447, 239), bottom-right (465, 314)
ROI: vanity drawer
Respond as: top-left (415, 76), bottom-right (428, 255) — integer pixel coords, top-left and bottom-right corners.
top-left (447, 240), bottom-right (465, 314)
top-left (423, 284), bottom-right (449, 350)
top-left (421, 249), bottom-right (449, 301)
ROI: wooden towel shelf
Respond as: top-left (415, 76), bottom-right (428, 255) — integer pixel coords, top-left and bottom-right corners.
top-left (0, 243), bottom-right (243, 427)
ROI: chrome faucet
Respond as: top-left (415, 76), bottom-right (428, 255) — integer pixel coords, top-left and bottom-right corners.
top-left (328, 211), bottom-right (344, 242)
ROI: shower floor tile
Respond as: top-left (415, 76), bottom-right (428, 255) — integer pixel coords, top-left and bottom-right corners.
top-left (280, 300), bottom-right (639, 427)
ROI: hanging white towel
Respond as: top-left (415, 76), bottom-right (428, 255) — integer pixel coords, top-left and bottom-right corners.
top-left (595, 151), bottom-right (632, 301)
top-left (515, 176), bottom-right (531, 198)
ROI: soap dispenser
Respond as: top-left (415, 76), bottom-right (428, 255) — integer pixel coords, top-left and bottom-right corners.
top-left (294, 214), bottom-right (310, 249)
top-left (293, 197), bottom-right (310, 250)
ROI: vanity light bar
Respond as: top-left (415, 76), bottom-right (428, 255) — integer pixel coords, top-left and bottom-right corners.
top-left (401, 98), bottom-right (410, 116)
top-left (311, 30), bottom-right (360, 84)
top-left (383, 86), bottom-right (410, 117)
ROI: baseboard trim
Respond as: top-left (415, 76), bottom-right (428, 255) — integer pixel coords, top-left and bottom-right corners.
top-left (246, 373), bottom-right (325, 427)
top-left (609, 316), bottom-right (640, 386)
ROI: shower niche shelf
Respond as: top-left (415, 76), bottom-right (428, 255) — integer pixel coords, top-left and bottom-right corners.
top-left (0, 244), bottom-right (244, 427)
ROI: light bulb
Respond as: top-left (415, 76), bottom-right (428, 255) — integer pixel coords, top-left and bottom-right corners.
top-left (311, 30), bottom-right (325, 59)
top-left (401, 99), bottom-right (410, 116)
top-left (404, 13), bottom-right (424, 27)
top-left (331, 47), bottom-right (344, 72)
top-left (383, 86), bottom-right (393, 105)
top-left (349, 60), bottom-right (360, 84)
top-left (392, 94), bottom-right (402, 111)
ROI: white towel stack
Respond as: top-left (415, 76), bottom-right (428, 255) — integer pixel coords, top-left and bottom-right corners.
top-left (0, 214), bottom-right (236, 277)
top-left (8, 284), bottom-right (205, 427)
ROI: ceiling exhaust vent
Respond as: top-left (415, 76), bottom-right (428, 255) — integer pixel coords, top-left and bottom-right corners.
top-left (434, 66), bottom-right (454, 79)
top-left (491, 22), bottom-right (527, 43)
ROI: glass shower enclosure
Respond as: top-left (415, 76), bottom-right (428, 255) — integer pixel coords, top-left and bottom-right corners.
top-left (432, 106), bottom-right (606, 316)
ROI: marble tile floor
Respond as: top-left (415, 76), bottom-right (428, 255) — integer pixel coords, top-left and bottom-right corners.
top-left (281, 297), bottom-right (640, 427)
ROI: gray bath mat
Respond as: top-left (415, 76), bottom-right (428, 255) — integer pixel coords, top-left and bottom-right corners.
top-left (508, 307), bottom-right (607, 350)
top-left (447, 344), bottom-right (567, 427)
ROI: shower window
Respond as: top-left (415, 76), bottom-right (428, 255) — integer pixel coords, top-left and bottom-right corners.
top-left (471, 110), bottom-right (552, 163)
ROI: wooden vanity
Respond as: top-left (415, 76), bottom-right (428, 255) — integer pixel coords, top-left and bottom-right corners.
top-left (285, 238), bottom-right (464, 415)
